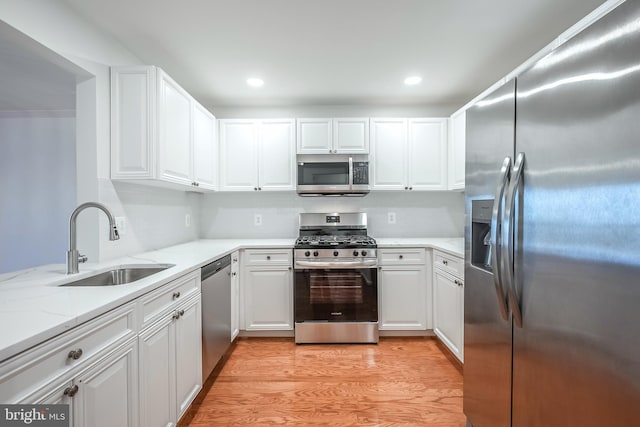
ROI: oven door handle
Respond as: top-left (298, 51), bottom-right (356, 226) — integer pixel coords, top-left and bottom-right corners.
top-left (294, 260), bottom-right (378, 269)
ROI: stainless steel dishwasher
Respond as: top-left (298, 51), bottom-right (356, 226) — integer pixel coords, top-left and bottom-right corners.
top-left (201, 255), bottom-right (231, 382)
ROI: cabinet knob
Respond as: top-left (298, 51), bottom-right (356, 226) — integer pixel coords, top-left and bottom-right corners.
top-left (443, 260), bottom-right (448, 265)
top-left (232, 272), bottom-right (237, 276)
top-left (266, 255), bottom-right (271, 260)
top-left (64, 385), bottom-right (79, 397)
top-left (179, 309), bottom-right (185, 317)
top-left (68, 348), bottom-right (83, 360)
top-left (409, 187), bottom-right (413, 190)
top-left (173, 291), bottom-right (181, 299)
top-left (288, 266), bottom-right (292, 271)
top-left (254, 187), bottom-right (258, 191)
top-left (172, 311), bottom-right (180, 320)
top-left (399, 255), bottom-right (403, 259)
top-left (404, 186), bottom-right (408, 190)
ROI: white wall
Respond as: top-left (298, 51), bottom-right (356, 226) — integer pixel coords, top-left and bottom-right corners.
top-left (0, 113), bottom-right (76, 272)
top-left (200, 191), bottom-right (464, 239)
top-left (0, 1), bottom-right (202, 265)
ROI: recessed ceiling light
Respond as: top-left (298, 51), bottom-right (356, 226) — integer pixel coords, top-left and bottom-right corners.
top-left (404, 76), bottom-right (422, 85)
top-left (247, 77), bottom-right (264, 87)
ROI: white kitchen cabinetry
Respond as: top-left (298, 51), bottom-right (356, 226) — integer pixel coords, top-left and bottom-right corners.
top-left (241, 249), bottom-right (293, 331)
top-left (448, 109), bottom-right (466, 190)
top-left (219, 119), bottom-right (295, 191)
top-left (2, 301), bottom-right (138, 427)
top-left (111, 66), bottom-right (216, 191)
top-left (297, 118), bottom-right (369, 154)
top-left (230, 251), bottom-right (240, 341)
top-left (139, 271), bottom-right (202, 427)
top-left (433, 250), bottom-right (464, 362)
top-left (378, 248), bottom-right (431, 330)
top-left (370, 118), bottom-right (448, 191)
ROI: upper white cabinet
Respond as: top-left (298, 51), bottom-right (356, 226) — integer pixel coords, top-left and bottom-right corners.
top-left (448, 109), bottom-right (466, 190)
top-left (219, 119), bottom-right (295, 191)
top-left (111, 66), bottom-right (217, 191)
top-left (297, 118), bottom-right (369, 154)
top-left (370, 118), bottom-right (448, 191)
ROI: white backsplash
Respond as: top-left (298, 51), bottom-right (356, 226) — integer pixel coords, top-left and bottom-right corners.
top-left (97, 180), bottom-right (201, 260)
top-left (200, 191), bottom-right (464, 239)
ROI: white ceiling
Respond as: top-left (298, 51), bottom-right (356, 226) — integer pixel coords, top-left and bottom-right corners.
top-left (49, 1), bottom-right (610, 110)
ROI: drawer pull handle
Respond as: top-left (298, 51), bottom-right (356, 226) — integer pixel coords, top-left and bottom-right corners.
top-left (68, 349), bottom-right (83, 360)
top-left (64, 385), bottom-right (79, 397)
top-left (173, 291), bottom-right (181, 299)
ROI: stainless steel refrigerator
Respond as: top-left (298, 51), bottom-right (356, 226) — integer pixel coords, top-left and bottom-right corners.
top-left (463, 1), bottom-right (640, 426)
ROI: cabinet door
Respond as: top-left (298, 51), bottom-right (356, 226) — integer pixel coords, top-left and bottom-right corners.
top-left (175, 297), bottom-right (202, 421)
top-left (448, 110), bottom-right (466, 190)
top-left (158, 71), bottom-right (192, 185)
top-left (296, 118), bottom-right (332, 154)
top-left (370, 118), bottom-right (407, 190)
top-left (192, 103), bottom-right (217, 190)
top-left (219, 120), bottom-right (258, 191)
top-left (408, 118), bottom-right (448, 190)
top-left (244, 267), bottom-right (293, 330)
top-left (258, 119), bottom-right (295, 191)
top-left (379, 266), bottom-right (428, 330)
top-left (139, 316), bottom-right (176, 427)
top-left (333, 118), bottom-right (369, 153)
top-left (433, 270), bottom-right (464, 361)
top-left (111, 66), bottom-right (155, 179)
top-left (230, 252), bottom-right (240, 341)
top-left (74, 340), bottom-right (139, 427)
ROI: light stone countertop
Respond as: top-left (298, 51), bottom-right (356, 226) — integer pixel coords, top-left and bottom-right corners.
top-left (0, 237), bottom-right (463, 363)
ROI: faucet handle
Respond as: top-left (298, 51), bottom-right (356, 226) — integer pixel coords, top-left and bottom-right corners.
top-left (78, 254), bottom-right (88, 264)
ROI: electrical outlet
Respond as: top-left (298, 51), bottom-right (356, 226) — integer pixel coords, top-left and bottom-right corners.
top-left (388, 212), bottom-right (396, 224)
top-left (185, 213), bottom-right (191, 227)
top-left (254, 214), bottom-right (262, 226)
top-left (115, 216), bottom-right (126, 236)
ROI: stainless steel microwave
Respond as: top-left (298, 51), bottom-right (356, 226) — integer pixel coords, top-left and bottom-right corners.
top-left (296, 155), bottom-right (370, 196)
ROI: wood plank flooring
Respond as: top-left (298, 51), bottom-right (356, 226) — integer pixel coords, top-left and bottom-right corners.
top-left (184, 337), bottom-right (466, 426)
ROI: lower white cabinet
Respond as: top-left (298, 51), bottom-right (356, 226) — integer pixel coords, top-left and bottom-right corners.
top-left (433, 250), bottom-right (464, 361)
top-left (139, 293), bottom-right (202, 427)
top-left (230, 251), bottom-right (240, 340)
top-left (73, 340), bottom-right (139, 427)
top-left (241, 249), bottom-right (293, 331)
top-left (378, 248), bottom-right (430, 330)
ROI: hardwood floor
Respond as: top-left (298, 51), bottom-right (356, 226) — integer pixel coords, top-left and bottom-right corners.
top-left (184, 337), bottom-right (465, 426)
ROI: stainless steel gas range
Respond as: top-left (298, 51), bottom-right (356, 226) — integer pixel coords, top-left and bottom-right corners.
top-left (293, 212), bottom-right (378, 344)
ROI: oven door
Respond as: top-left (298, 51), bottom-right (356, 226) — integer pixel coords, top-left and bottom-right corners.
top-left (294, 267), bottom-right (378, 322)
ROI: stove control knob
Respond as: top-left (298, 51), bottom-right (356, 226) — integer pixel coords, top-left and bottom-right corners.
top-left (304, 251), bottom-right (310, 257)
top-left (333, 251), bottom-right (339, 257)
top-left (361, 250), bottom-right (368, 256)
top-left (313, 251), bottom-right (319, 257)
top-left (353, 250), bottom-right (359, 256)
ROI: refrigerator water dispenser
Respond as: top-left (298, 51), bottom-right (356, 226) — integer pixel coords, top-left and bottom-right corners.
top-left (471, 199), bottom-right (494, 271)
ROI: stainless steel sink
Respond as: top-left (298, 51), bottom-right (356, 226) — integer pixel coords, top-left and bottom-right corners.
top-left (60, 264), bottom-right (175, 287)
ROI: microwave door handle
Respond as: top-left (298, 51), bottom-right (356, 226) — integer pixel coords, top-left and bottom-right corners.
top-left (348, 156), bottom-right (353, 190)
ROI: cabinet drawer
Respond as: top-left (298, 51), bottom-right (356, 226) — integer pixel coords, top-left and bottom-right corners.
top-left (434, 251), bottom-right (463, 278)
top-left (243, 249), bottom-right (292, 266)
top-left (139, 270), bottom-right (200, 329)
top-left (0, 301), bottom-right (137, 403)
top-left (378, 248), bottom-right (426, 265)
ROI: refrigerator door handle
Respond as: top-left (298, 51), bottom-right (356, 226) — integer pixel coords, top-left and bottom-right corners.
top-left (491, 156), bottom-right (512, 321)
top-left (503, 152), bottom-right (525, 328)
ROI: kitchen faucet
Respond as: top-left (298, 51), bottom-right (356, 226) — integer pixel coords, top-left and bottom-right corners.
top-left (67, 202), bottom-right (120, 274)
